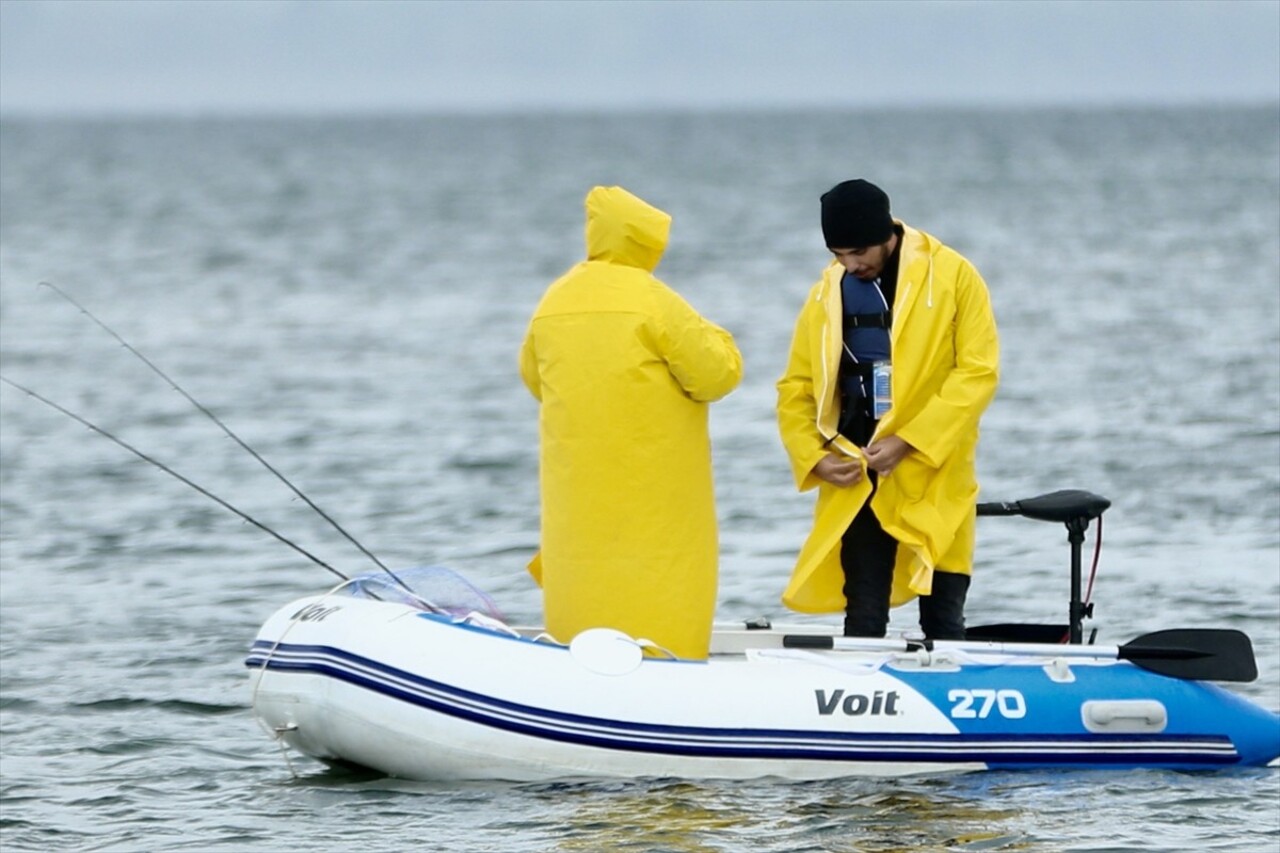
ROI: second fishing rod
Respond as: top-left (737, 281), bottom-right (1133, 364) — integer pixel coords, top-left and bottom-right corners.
top-left (36, 281), bottom-right (424, 602)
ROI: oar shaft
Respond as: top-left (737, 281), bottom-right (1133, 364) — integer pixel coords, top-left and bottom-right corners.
top-left (784, 633), bottom-right (1124, 661)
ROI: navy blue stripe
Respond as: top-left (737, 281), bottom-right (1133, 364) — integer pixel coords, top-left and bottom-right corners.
top-left (245, 642), bottom-right (1238, 766)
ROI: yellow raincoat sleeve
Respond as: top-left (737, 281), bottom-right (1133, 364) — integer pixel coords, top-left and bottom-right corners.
top-left (657, 286), bottom-right (742, 402)
top-left (776, 283), bottom-right (838, 492)
top-left (892, 259), bottom-right (999, 469)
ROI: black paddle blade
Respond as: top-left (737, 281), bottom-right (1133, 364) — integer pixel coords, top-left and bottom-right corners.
top-left (1120, 629), bottom-right (1258, 682)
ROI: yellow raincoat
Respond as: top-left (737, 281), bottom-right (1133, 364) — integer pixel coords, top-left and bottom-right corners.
top-left (776, 223), bottom-right (998, 613)
top-left (520, 186), bottom-right (742, 659)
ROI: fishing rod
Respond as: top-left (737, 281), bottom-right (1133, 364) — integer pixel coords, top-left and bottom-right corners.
top-left (39, 282), bottom-right (414, 595)
top-left (1, 374), bottom-right (351, 585)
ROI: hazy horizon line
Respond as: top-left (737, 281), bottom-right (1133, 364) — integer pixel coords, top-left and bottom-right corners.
top-left (3, 97), bottom-right (1278, 122)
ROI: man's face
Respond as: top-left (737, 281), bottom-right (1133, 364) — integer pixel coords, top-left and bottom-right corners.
top-left (830, 238), bottom-right (893, 281)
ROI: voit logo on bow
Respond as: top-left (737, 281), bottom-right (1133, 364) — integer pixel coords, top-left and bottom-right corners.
top-left (815, 689), bottom-right (901, 716)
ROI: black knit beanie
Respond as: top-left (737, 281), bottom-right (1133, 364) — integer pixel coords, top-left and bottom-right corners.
top-left (820, 179), bottom-right (893, 248)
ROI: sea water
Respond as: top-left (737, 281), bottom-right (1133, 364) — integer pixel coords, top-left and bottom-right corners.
top-left (1, 108), bottom-right (1277, 851)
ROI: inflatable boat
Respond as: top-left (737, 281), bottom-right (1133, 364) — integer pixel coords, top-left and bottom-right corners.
top-left (246, 491), bottom-right (1280, 781)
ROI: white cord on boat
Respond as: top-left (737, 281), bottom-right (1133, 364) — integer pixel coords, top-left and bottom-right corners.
top-left (249, 578), bottom-right (358, 779)
top-left (751, 648), bottom-right (889, 676)
top-left (459, 611), bottom-right (522, 637)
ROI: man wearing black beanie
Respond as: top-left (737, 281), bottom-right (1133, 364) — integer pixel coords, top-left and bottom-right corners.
top-left (776, 179), bottom-right (1000, 639)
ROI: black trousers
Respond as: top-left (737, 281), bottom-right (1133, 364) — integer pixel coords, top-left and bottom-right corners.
top-left (837, 404), bottom-right (969, 640)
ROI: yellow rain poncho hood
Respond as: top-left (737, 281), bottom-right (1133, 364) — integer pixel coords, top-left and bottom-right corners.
top-left (776, 223), bottom-right (999, 613)
top-left (520, 186), bottom-right (742, 659)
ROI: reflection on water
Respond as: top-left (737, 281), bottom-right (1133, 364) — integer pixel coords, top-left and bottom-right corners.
top-left (542, 781), bottom-right (750, 853)
top-left (506, 777), bottom-right (1036, 853)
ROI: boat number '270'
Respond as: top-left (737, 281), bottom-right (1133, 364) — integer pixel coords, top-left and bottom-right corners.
top-left (948, 688), bottom-right (1026, 719)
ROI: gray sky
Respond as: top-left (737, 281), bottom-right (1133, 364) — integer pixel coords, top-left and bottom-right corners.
top-left (1, 0), bottom-right (1278, 115)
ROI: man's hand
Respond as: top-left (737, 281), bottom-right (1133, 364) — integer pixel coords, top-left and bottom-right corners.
top-left (864, 435), bottom-right (912, 476)
top-left (813, 452), bottom-right (863, 487)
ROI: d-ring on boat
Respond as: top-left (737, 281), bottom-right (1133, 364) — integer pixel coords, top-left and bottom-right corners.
top-left (246, 490), bottom-right (1280, 780)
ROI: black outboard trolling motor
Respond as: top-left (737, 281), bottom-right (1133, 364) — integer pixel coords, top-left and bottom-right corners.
top-left (783, 488), bottom-right (1258, 682)
top-left (777, 487), bottom-right (1257, 681)
top-left (970, 489), bottom-right (1112, 645)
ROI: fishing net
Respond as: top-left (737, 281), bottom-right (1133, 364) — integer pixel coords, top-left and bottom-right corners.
top-left (340, 565), bottom-right (504, 620)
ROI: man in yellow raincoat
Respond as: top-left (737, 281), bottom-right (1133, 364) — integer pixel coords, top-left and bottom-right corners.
top-left (776, 179), bottom-right (998, 639)
top-left (520, 186), bottom-right (742, 659)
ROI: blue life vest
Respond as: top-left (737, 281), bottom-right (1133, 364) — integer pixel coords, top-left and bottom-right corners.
top-left (839, 272), bottom-right (891, 401)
